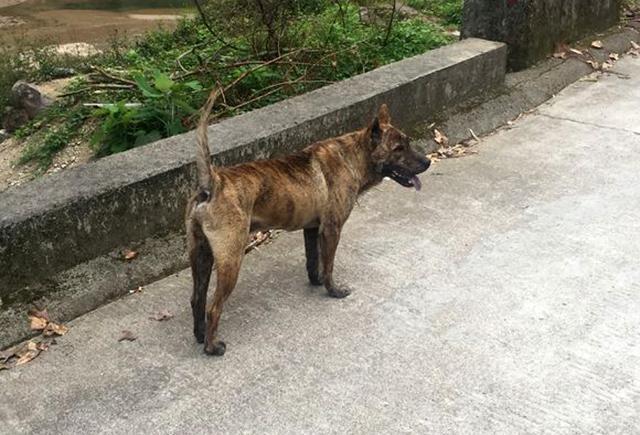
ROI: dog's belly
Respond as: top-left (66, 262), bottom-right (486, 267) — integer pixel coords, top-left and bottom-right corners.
top-left (251, 209), bottom-right (320, 232)
top-left (251, 192), bottom-right (323, 231)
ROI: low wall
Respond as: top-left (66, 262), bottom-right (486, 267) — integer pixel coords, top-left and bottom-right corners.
top-left (0, 38), bottom-right (506, 346)
top-left (461, 0), bottom-right (621, 70)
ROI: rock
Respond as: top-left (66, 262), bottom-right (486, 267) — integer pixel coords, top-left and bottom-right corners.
top-left (49, 67), bottom-right (77, 79)
top-left (359, 2), bottom-right (421, 25)
top-left (54, 42), bottom-right (100, 57)
top-left (11, 81), bottom-right (52, 119)
top-left (0, 16), bottom-right (25, 29)
top-left (2, 106), bottom-right (29, 133)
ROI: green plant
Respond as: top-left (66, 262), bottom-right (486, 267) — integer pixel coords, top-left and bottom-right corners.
top-left (19, 106), bottom-right (89, 171)
top-left (406, 0), bottom-right (463, 26)
top-left (91, 70), bottom-right (204, 156)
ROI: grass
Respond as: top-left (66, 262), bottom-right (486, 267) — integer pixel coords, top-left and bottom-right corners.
top-left (2, 0), bottom-right (462, 172)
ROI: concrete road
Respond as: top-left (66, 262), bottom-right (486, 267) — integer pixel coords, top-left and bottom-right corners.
top-left (2, 56), bottom-right (640, 434)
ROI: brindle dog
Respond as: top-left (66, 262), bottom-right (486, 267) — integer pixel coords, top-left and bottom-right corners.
top-left (186, 90), bottom-right (430, 355)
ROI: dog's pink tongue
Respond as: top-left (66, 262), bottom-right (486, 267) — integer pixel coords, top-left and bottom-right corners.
top-left (412, 176), bottom-right (422, 191)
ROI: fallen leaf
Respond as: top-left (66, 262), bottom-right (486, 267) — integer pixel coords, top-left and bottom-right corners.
top-left (42, 322), bottom-right (69, 337)
top-left (29, 315), bottom-right (48, 331)
top-left (28, 308), bottom-right (50, 322)
top-left (15, 341), bottom-right (41, 366)
top-left (433, 129), bottom-right (448, 146)
top-left (586, 60), bottom-right (600, 70)
top-left (569, 48), bottom-right (583, 56)
top-left (36, 341), bottom-right (50, 352)
top-left (552, 43), bottom-right (568, 59)
top-left (602, 61), bottom-right (613, 71)
top-left (149, 310), bottom-right (174, 321)
top-left (609, 53), bottom-right (619, 61)
top-left (591, 40), bottom-right (603, 49)
top-left (118, 330), bottom-right (137, 342)
top-left (123, 249), bottom-right (138, 261)
top-left (631, 41), bottom-right (640, 50)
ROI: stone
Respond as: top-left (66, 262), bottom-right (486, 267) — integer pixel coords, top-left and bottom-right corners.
top-left (461, 0), bottom-right (621, 70)
top-left (11, 81), bottom-right (52, 119)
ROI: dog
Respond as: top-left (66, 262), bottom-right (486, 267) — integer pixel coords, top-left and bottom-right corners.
top-left (186, 89), bottom-right (430, 355)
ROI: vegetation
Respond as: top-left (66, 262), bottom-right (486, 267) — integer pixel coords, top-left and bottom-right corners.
top-left (2, 0), bottom-right (462, 173)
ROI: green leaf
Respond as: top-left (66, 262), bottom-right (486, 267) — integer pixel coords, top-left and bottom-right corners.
top-left (153, 72), bottom-right (175, 93)
top-left (134, 74), bottom-right (162, 98)
top-left (183, 81), bottom-right (203, 91)
top-left (134, 130), bottom-right (163, 147)
top-left (174, 99), bottom-right (198, 115)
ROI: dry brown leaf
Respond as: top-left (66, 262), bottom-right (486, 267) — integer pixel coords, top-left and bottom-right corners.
top-left (586, 60), bottom-right (600, 70)
top-left (29, 315), bottom-right (48, 331)
top-left (602, 61), bottom-right (613, 71)
top-left (150, 310), bottom-right (174, 322)
top-left (591, 40), bottom-right (603, 49)
top-left (118, 330), bottom-right (137, 342)
top-left (42, 322), bottom-right (69, 337)
top-left (569, 48), bottom-right (583, 55)
top-left (609, 53), bottom-right (619, 61)
top-left (123, 249), bottom-right (138, 261)
top-left (433, 129), bottom-right (448, 146)
top-left (552, 43), bottom-right (567, 59)
top-left (15, 341), bottom-right (41, 366)
top-left (631, 41), bottom-right (640, 50)
top-left (28, 308), bottom-right (50, 322)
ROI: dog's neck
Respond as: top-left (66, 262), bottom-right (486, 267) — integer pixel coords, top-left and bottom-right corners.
top-left (341, 129), bottom-right (382, 194)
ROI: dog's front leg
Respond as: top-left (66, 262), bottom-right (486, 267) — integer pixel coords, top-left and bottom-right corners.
top-left (304, 227), bottom-right (323, 286)
top-left (319, 222), bottom-right (352, 298)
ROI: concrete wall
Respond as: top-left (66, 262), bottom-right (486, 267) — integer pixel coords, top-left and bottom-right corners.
top-left (461, 0), bottom-right (621, 70)
top-left (0, 38), bottom-right (506, 314)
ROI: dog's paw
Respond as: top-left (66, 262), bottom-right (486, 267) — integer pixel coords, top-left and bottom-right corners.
top-left (204, 340), bottom-right (226, 356)
top-left (327, 284), bottom-right (352, 299)
top-left (308, 273), bottom-right (323, 286)
top-left (194, 329), bottom-right (205, 344)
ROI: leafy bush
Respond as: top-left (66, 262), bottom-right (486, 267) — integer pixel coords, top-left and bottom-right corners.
top-left (18, 106), bottom-right (89, 171)
top-left (406, 0), bottom-right (463, 26)
top-left (91, 71), bottom-right (204, 156)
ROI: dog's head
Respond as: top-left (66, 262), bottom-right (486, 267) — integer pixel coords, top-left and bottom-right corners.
top-left (367, 104), bottom-right (431, 191)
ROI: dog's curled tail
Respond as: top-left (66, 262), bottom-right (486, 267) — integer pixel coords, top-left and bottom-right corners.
top-left (196, 87), bottom-right (221, 201)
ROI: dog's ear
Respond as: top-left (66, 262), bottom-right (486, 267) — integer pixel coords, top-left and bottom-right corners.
top-left (378, 104), bottom-right (391, 125)
top-left (370, 116), bottom-right (382, 146)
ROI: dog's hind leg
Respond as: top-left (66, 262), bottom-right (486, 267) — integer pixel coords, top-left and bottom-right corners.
top-left (187, 221), bottom-right (213, 344)
top-left (319, 222), bottom-right (352, 299)
top-left (202, 225), bottom-right (247, 356)
top-left (304, 227), bottom-right (323, 286)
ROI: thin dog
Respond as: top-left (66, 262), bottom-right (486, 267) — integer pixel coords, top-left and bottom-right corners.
top-left (186, 90), bottom-right (430, 355)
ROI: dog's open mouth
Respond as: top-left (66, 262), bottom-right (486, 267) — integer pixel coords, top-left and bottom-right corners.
top-left (388, 170), bottom-right (422, 191)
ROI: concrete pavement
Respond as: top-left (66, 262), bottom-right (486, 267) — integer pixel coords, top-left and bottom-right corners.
top-left (1, 56), bottom-right (640, 434)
